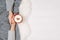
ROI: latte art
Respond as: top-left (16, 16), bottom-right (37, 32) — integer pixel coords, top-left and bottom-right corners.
top-left (14, 14), bottom-right (23, 23)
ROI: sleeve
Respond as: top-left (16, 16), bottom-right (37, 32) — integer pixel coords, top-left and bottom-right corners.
top-left (13, 0), bottom-right (21, 13)
top-left (8, 30), bottom-right (15, 40)
top-left (6, 0), bottom-right (14, 11)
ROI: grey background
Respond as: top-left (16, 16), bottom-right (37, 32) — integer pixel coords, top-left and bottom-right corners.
top-left (28, 0), bottom-right (60, 40)
top-left (0, 0), bottom-right (21, 40)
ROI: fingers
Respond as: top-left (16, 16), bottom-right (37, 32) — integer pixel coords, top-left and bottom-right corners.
top-left (8, 11), bottom-right (15, 25)
top-left (8, 11), bottom-right (13, 18)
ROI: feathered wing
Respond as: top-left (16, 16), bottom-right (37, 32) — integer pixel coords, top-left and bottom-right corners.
top-left (19, 0), bottom-right (32, 18)
top-left (18, 21), bottom-right (31, 40)
top-left (18, 0), bottom-right (32, 40)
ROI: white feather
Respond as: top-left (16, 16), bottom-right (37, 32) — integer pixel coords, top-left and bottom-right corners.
top-left (19, 0), bottom-right (32, 18)
top-left (18, 0), bottom-right (32, 40)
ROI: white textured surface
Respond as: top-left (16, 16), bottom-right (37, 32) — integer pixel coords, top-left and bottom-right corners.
top-left (27, 0), bottom-right (60, 40)
top-left (18, 0), bottom-right (60, 40)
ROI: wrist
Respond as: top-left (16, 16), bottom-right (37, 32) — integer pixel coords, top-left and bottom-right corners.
top-left (10, 24), bottom-right (15, 27)
top-left (10, 25), bottom-right (16, 31)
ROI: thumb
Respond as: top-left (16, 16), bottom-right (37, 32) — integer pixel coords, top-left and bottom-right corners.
top-left (9, 11), bottom-right (13, 15)
top-left (9, 11), bottom-right (14, 17)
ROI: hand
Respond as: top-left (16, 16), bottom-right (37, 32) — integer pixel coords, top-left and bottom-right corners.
top-left (8, 11), bottom-right (16, 31)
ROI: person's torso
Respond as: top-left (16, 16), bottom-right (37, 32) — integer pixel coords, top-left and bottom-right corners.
top-left (0, 0), bottom-right (21, 40)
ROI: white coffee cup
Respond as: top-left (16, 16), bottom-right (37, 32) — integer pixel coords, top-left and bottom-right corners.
top-left (14, 14), bottom-right (23, 23)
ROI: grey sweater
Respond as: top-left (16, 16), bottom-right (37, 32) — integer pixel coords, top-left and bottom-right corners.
top-left (0, 0), bottom-right (21, 40)
top-left (8, 31), bottom-right (15, 40)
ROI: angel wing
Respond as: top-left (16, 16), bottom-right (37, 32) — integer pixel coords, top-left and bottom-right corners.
top-left (18, 0), bottom-right (32, 40)
top-left (19, 0), bottom-right (32, 18)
